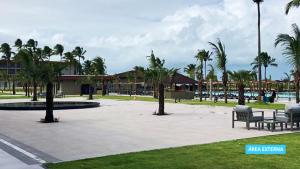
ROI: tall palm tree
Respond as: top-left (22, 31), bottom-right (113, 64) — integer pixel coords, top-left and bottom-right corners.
top-left (54, 44), bottom-right (64, 61)
top-left (275, 24), bottom-right (300, 103)
top-left (228, 70), bottom-right (256, 105)
top-left (209, 39), bottom-right (228, 103)
top-left (251, 52), bottom-right (277, 88)
top-left (286, 0), bottom-right (300, 15)
top-left (195, 51), bottom-right (204, 101)
top-left (73, 46), bottom-right (86, 75)
top-left (202, 50), bottom-right (213, 80)
top-left (184, 64), bottom-right (196, 79)
top-left (253, 0), bottom-right (263, 101)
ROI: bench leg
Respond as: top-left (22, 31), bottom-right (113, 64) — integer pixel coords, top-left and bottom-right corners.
top-left (280, 123), bottom-right (283, 131)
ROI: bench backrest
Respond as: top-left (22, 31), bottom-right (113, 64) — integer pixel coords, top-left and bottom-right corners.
top-left (235, 105), bottom-right (253, 121)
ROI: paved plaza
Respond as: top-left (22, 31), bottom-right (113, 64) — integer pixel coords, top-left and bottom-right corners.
top-left (0, 98), bottom-right (289, 167)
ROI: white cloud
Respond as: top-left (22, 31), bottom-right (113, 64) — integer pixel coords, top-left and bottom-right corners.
top-left (0, 0), bottom-right (298, 79)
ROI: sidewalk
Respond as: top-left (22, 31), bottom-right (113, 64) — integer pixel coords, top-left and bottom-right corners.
top-left (0, 149), bottom-right (43, 169)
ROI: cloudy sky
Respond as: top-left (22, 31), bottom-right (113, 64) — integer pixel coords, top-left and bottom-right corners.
top-left (0, 0), bottom-right (299, 79)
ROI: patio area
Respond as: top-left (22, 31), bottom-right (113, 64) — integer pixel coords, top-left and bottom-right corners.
top-left (0, 98), bottom-right (290, 163)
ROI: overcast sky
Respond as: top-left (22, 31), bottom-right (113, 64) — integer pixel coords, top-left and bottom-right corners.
top-left (0, 0), bottom-right (299, 79)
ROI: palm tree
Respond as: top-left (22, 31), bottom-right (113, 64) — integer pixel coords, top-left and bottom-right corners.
top-left (253, 0), bottom-right (263, 101)
top-left (83, 60), bottom-right (93, 75)
top-left (202, 50), bottom-right (213, 80)
top-left (127, 72), bottom-right (134, 96)
top-left (72, 47), bottom-right (86, 75)
top-left (195, 50), bottom-right (206, 101)
top-left (0, 43), bottom-right (15, 93)
top-left (147, 50), bottom-right (164, 98)
top-left (286, 0), bottom-right (300, 15)
top-left (24, 39), bottom-right (39, 101)
top-left (251, 52), bottom-right (278, 88)
top-left (43, 46), bottom-right (53, 61)
top-left (63, 52), bottom-right (76, 75)
top-left (228, 70), bottom-right (256, 105)
top-left (145, 52), bottom-right (177, 115)
top-left (206, 64), bottom-right (218, 82)
top-left (92, 56), bottom-right (106, 96)
top-left (184, 64), bottom-right (196, 79)
top-left (54, 44), bottom-right (64, 61)
top-left (209, 39), bottom-right (228, 103)
top-left (275, 24), bottom-right (300, 103)
top-left (133, 66), bottom-right (145, 96)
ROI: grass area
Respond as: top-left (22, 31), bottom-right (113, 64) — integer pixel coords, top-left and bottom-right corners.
top-left (96, 95), bottom-right (285, 110)
top-left (46, 133), bottom-right (300, 169)
top-left (0, 95), bottom-right (29, 99)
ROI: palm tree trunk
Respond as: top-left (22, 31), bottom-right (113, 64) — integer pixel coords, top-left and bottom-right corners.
top-left (223, 71), bottom-right (228, 103)
top-left (158, 83), bottom-right (165, 115)
top-left (264, 66), bottom-right (267, 90)
top-left (257, 2), bottom-right (262, 101)
top-left (45, 82), bottom-right (54, 123)
top-left (88, 84), bottom-right (93, 100)
top-left (32, 81), bottom-right (38, 101)
top-left (12, 81), bottom-right (16, 95)
top-left (296, 73), bottom-right (300, 103)
top-left (238, 84), bottom-right (245, 105)
top-left (198, 79), bottom-right (203, 102)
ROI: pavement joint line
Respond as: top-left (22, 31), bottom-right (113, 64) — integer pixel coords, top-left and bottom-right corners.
top-left (0, 138), bottom-right (46, 164)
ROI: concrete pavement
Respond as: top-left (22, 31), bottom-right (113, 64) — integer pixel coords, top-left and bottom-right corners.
top-left (0, 98), bottom-right (290, 163)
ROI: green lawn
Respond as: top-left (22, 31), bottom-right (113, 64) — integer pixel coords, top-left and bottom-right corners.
top-left (0, 95), bottom-right (29, 99)
top-left (46, 133), bottom-right (300, 169)
top-left (96, 95), bottom-right (285, 110)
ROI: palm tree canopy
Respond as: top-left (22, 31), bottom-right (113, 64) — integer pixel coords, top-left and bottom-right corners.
top-left (63, 52), bottom-right (76, 63)
top-left (251, 52), bottom-right (278, 69)
top-left (0, 43), bottom-right (14, 61)
top-left (206, 64), bottom-right (218, 81)
top-left (209, 39), bottom-right (227, 71)
top-left (54, 44), bottom-right (64, 56)
top-left (83, 60), bottom-right (93, 75)
top-left (286, 0), bottom-right (300, 14)
top-left (73, 46), bottom-right (86, 61)
top-left (14, 39), bottom-right (23, 49)
top-left (146, 51), bottom-right (177, 84)
top-left (92, 56), bottom-right (106, 75)
top-left (147, 50), bottom-right (165, 69)
top-left (228, 70), bottom-right (256, 84)
top-left (184, 64), bottom-right (196, 79)
top-left (43, 46), bottom-right (53, 57)
top-left (275, 23), bottom-right (300, 71)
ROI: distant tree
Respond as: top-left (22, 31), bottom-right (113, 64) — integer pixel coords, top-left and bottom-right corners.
top-left (228, 70), bottom-right (256, 105)
top-left (209, 39), bottom-right (228, 103)
top-left (63, 52), bottom-right (76, 75)
top-left (133, 66), bottom-right (145, 95)
top-left (72, 47), bottom-right (86, 75)
top-left (275, 24), bottom-right (300, 103)
top-left (184, 64), bottom-right (196, 79)
top-left (251, 52), bottom-right (277, 88)
top-left (206, 64), bottom-right (218, 82)
top-left (54, 44), bottom-right (64, 61)
top-left (83, 60), bottom-right (93, 75)
top-left (286, 0), bottom-right (300, 15)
